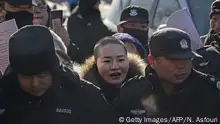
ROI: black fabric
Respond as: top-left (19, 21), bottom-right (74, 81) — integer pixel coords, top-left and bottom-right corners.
top-left (119, 5), bottom-right (149, 25)
top-left (210, 0), bottom-right (220, 18)
top-left (123, 28), bottom-right (149, 47)
top-left (93, 65), bottom-right (120, 105)
top-left (7, 0), bottom-right (33, 5)
top-left (0, 1), bottom-right (4, 7)
top-left (149, 28), bottom-right (200, 59)
top-left (204, 30), bottom-right (220, 46)
top-left (5, 11), bottom-right (33, 29)
top-left (116, 67), bottom-right (220, 122)
top-left (0, 66), bottom-right (117, 124)
top-left (78, 0), bottom-right (99, 16)
top-left (9, 25), bottom-right (59, 76)
top-left (67, 7), bottom-right (114, 63)
top-left (193, 42), bottom-right (220, 79)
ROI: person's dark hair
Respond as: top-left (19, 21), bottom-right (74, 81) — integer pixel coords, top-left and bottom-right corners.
top-left (93, 36), bottom-right (127, 60)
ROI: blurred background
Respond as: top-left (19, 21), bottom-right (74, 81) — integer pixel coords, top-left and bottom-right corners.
top-left (48, 0), bottom-right (214, 36)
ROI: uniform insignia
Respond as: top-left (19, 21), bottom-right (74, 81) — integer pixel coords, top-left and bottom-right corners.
top-left (56, 108), bottom-right (72, 114)
top-left (199, 61), bottom-right (209, 67)
top-left (130, 109), bottom-right (146, 115)
top-left (215, 8), bottom-right (220, 12)
top-left (129, 9), bottom-right (138, 16)
top-left (180, 39), bottom-right (188, 49)
top-left (0, 109), bottom-right (5, 115)
top-left (217, 81), bottom-right (220, 90)
top-left (206, 75), bottom-right (220, 90)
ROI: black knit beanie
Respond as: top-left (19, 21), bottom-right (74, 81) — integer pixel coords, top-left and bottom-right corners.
top-left (210, 0), bottom-right (220, 18)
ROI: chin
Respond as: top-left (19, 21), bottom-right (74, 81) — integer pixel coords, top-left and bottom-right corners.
top-left (173, 79), bottom-right (185, 84)
top-left (30, 91), bottom-right (45, 97)
top-left (108, 80), bottom-right (122, 85)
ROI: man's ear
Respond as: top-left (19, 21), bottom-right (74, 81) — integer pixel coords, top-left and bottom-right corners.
top-left (148, 55), bottom-right (155, 69)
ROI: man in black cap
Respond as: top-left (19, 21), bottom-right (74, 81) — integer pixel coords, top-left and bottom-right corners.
top-left (116, 28), bottom-right (220, 122)
top-left (201, 0), bottom-right (220, 45)
top-left (4, 0), bottom-right (35, 28)
top-left (117, 5), bottom-right (149, 53)
top-left (0, 25), bottom-right (116, 124)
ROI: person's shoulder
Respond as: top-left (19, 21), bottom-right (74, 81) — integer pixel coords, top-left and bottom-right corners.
top-left (67, 9), bottom-right (84, 26)
top-left (120, 76), bottom-right (153, 102)
top-left (122, 75), bottom-right (150, 89)
top-left (80, 79), bottom-right (108, 102)
top-left (193, 70), bottom-right (220, 90)
top-left (80, 78), bottom-right (101, 92)
top-left (193, 45), bottom-right (220, 68)
top-left (196, 44), bottom-right (219, 55)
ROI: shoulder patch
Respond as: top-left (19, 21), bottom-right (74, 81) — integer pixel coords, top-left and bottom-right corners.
top-left (205, 74), bottom-right (220, 90)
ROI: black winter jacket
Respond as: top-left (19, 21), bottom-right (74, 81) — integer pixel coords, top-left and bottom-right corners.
top-left (67, 6), bottom-right (114, 63)
top-left (0, 66), bottom-right (116, 124)
top-left (116, 66), bottom-right (220, 123)
top-left (193, 34), bottom-right (220, 78)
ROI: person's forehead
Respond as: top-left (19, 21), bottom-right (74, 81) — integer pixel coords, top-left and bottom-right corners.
top-left (98, 44), bottom-right (126, 57)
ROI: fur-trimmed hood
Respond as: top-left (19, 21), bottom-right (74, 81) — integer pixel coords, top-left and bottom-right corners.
top-left (79, 53), bottom-right (147, 85)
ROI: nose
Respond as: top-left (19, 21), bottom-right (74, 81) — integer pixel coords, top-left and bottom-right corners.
top-left (175, 60), bottom-right (187, 69)
top-left (111, 60), bottom-right (120, 70)
top-left (31, 76), bottom-right (40, 89)
top-left (33, 6), bottom-right (40, 13)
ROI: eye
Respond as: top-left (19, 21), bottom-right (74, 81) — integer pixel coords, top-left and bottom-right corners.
top-left (118, 58), bottom-right (125, 62)
top-left (127, 23), bottom-right (135, 27)
top-left (212, 17), bottom-right (218, 22)
top-left (21, 75), bottom-right (32, 79)
top-left (103, 60), bottom-right (111, 63)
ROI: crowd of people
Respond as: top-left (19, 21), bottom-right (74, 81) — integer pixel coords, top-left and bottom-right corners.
top-left (0, 0), bottom-right (220, 124)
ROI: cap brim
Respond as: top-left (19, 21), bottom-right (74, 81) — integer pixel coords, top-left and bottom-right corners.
top-left (166, 51), bottom-right (202, 60)
top-left (119, 19), bottom-right (148, 25)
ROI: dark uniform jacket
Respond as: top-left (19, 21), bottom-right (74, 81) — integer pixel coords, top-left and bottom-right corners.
top-left (0, 66), bottom-right (116, 124)
top-left (193, 33), bottom-right (220, 78)
top-left (79, 54), bottom-right (147, 105)
top-left (201, 30), bottom-right (217, 45)
top-left (116, 66), bottom-right (220, 123)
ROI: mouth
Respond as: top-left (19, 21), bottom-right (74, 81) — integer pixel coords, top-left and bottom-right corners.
top-left (34, 16), bottom-right (42, 19)
top-left (110, 72), bottom-right (121, 80)
top-left (174, 73), bottom-right (187, 80)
